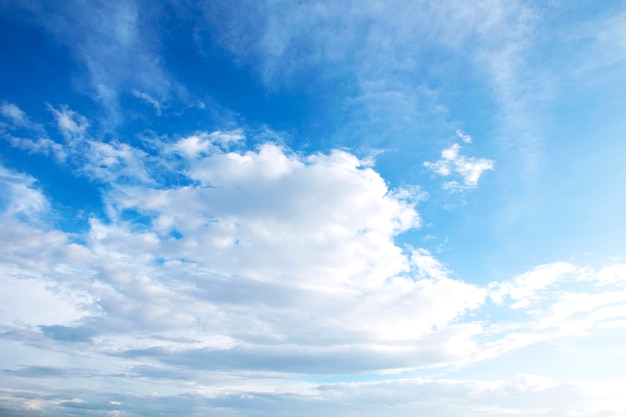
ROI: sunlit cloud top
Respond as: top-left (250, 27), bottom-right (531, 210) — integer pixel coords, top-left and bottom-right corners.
top-left (1, 1), bottom-right (626, 416)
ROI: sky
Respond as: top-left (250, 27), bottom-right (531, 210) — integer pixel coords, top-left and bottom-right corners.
top-left (1, 0), bottom-right (626, 416)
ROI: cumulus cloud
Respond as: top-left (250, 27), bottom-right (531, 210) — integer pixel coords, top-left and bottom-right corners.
top-left (2, 106), bottom-right (625, 383)
top-left (0, 106), bottom-right (624, 417)
top-left (0, 132), bottom-right (489, 376)
top-left (2, 125), bottom-right (625, 380)
top-left (424, 139), bottom-right (494, 191)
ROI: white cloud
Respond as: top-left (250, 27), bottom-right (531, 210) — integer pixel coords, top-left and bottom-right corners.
top-left (489, 262), bottom-right (579, 308)
top-left (3, 105), bottom-right (151, 184)
top-left (0, 102), bottom-right (27, 125)
top-left (0, 166), bottom-right (49, 221)
top-left (8, 1), bottom-right (179, 122)
top-left (6, 135), bottom-right (67, 161)
top-left (49, 105), bottom-right (89, 139)
top-left (0, 103), bottom-right (67, 161)
top-left (132, 90), bottom-right (162, 115)
top-left (456, 129), bottom-right (472, 143)
top-left (2, 374), bottom-right (625, 417)
top-left (1, 134), bottom-right (625, 379)
top-left (478, 262), bottom-right (626, 360)
top-left (1, 126), bottom-right (626, 416)
top-left (0, 140), bottom-right (491, 374)
top-left (0, 273), bottom-right (90, 327)
top-left (171, 130), bottom-right (245, 158)
top-left (424, 142), bottom-right (494, 191)
top-left (85, 140), bottom-right (152, 184)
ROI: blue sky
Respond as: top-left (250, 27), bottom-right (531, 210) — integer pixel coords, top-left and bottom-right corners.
top-left (1, 1), bottom-right (626, 415)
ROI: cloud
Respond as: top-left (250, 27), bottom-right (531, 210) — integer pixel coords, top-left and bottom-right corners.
top-left (3, 105), bottom-right (151, 184)
top-left (489, 262), bottom-right (579, 309)
top-left (2, 103), bottom-right (626, 382)
top-left (0, 102), bottom-right (27, 126)
top-left (475, 262), bottom-right (626, 361)
top-left (49, 105), bottom-right (89, 139)
top-left (0, 103), bottom-right (66, 161)
top-left (1, 127), bottom-right (626, 415)
top-left (2, 126), bottom-right (625, 380)
top-left (39, 325), bottom-right (96, 343)
top-left (0, 275), bottom-right (90, 327)
top-left (0, 137), bottom-right (489, 375)
top-left (456, 129), bottom-right (472, 144)
top-left (1, 375), bottom-right (625, 417)
top-left (8, 1), bottom-right (178, 122)
top-left (192, 0), bottom-right (541, 153)
top-left (0, 166), bottom-right (49, 221)
top-left (424, 141), bottom-right (494, 191)
top-left (132, 90), bottom-right (162, 116)
top-left (170, 130), bottom-right (245, 158)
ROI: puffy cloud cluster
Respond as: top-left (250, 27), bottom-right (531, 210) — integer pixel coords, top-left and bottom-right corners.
top-left (0, 117), bottom-right (488, 375)
top-left (1, 107), bottom-right (626, 416)
top-left (424, 142), bottom-right (494, 192)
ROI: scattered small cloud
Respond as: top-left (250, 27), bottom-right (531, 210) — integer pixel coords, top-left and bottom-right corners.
top-left (424, 136), bottom-right (494, 192)
top-left (456, 129), bottom-right (472, 143)
top-left (48, 105), bottom-right (89, 139)
top-left (0, 102), bottom-right (27, 126)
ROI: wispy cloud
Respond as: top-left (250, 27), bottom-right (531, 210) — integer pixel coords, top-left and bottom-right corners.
top-left (132, 90), bottom-right (162, 116)
top-left (10, 1), bottom-right (179, 123)
top-left (0, 102), bottom-right (27, 125)
top-left (0, 102), bottom-right (66, 161)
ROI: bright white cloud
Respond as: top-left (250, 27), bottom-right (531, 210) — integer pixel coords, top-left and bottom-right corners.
top-left (171, 130), bottom-right (245, 158)
top-left (1, 129), bottom-right (624, 378)
top-left (3, 105), bottom-right (152, 184)
top-left (0, 135), bottom-right (486, 376)
top-left (0, 274), bottom-right (91, 327)
top-left (424, 142), bottom-right (494, 191)
top-left (85, 140), bottom-right (152, 184)
top-left (0, 166), bottom-right (49, 220)
top-left (2, 1), bottom-right (626, 416)
top-left (1, 118), bottom-right (626, 415)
